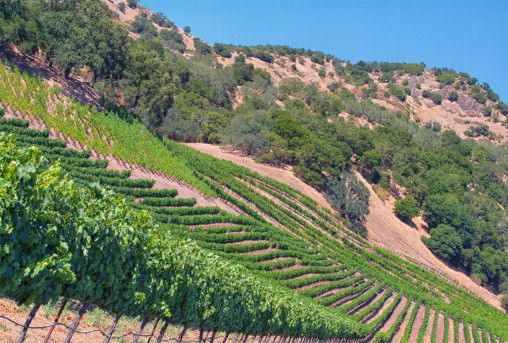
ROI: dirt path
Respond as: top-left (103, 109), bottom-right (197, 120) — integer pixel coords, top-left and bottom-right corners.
top-left (378, 296), bottom-right (407, 332)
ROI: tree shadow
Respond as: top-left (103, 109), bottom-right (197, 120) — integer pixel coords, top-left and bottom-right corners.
top-left (0, 43), bottom-right (102, 109)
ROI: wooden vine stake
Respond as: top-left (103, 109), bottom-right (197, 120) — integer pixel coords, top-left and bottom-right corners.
top-left (15, 302), bottom-right (41, 343)
top-left (63, 303), bottom-right (89, 343)
top-left (132, 317), bottom-right (151, 343)
top-left (44, 300), bottom-right (68, 343)
top-left (156, 318), bottom-right (170, 343)
top-left (146, 318), bottom-right (160, 343)
top-left (199, 327), bottom-right (205, 343)
top-left (209, 328), bottom-right (218, 343)
top-left (221, 332), bottom-right (230, 343)
top-left (102, 313), bottom-right (122, 343)
top-left (177, 326), bottom-right (188, 343)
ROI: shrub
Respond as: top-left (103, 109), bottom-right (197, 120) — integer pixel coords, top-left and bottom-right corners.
top-left (454, 81), bottom-right (463, 89)
top-left (214, 43), bottom-right (232, 58)
top-left (416, 82), bottom-right (421, 90)
top-left (126, 0), bottom-right (137, 8)
top-left (118, 2), bottom-right (126, 12)
top-left (318, 68), bottom-right (326, 78)
top-left (328, 83), bottom-right (340, 93)
top-left (464, 125), bottom-right (491, 137)
top-left (255, 50), bottom-right (274, 63)
top-left (310, 52), bottom-right (325, 65)
top-left (436, 73), bottom-right (456, 85)
top-left (326, 172), bottom-right (370, 224)
top-left (151, 12), bottom-right (173, 28)
top-left (183, 25), bottom-right (191, 33)
top-left (194, 39), bottom-right (211, 55)
top-left (291, 64), bottom-right (297, 71)
top-left (487, 90), bottom-right (499, 102)
top-left (159, 29), bottom-right (183, 44)
top-left (448, 91), bottom-right (458, 102)
top-left (402, 79), bottom-right (409, 86)
top-left (379, 71), bottom-right (393, 83)
top-left (235, 54), bottom-right (246, 63)
top-left (388, 83), bottom-right (406, 101)
top-left (403, 63), bottom-right (425, 75)
top-left (394, 197), bottom-right (420, 221)
top-left (422, 90), bottom-right (442, 105)
top-left (482, 106), bottom-right (492, 116)
top-left (497, 102), bottom-right (508, 115)
top-left (471, 92), bottom-right (487, 104)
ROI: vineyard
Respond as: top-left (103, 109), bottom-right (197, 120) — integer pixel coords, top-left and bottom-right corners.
top-left (0, 59), bottom-right (508, 342)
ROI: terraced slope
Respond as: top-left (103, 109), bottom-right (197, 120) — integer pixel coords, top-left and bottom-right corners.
top-left (1, 61), bottom-right (507, 341)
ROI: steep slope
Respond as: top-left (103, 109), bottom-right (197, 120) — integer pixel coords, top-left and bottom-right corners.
top-left (1, 59), bottom-right (508, 341)
top-left (185, 142), bottom-right (503, 310)
top-left (102, 0), bottom-right (507, 146)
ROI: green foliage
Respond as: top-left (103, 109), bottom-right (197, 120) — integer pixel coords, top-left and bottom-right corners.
top-left (449, 91), bottom-right (459, 102)
top-left (437, 73), bottom-right (456, 85)
top-left (118, 2), bottom-right (126, 13)
top-left (159, 29), bottom-right (183, 43)
top-left (121, 40), bottom-right (175, 127)
top-left (42, 0), bottom-right (129, 82)
top-left (0, 133), bottom-right (374, 339)
top-left (482, 106), bottom-right (492, 116)
top-left (361, 148), bottom-right (383, 171)
top-left (422, 90), bottom-right (443, 105)
top-left (214, 43), bottom-right (232, 58)
top-left (127, 0), bottom-right (137, 8)
top-left (183, 25), bottom-right (191, 33)
top-left (464, 125), bottom-right (491, 138)
top-left (388, 83), bottom-right (406, 101)
top-left (131, 15), bottom-right (158, 38)
top-left (151, 12), bottom-right (173, 28)
top-left (394, 196), bottom-right (420, 221)
top-left (470, 86), bottom-right (487, 104)
top-left (422, 225), bottom-right (463, 262)
top-left (404, 63), bottom-right (425, 75)
top-left (326, 172), bottom-right (370, 224)
top-left (194, 38), bottom-right (212, 55)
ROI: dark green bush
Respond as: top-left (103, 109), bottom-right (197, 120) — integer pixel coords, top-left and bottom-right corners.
top-left (394, 197), bottom-right (420, 220)
top-left (482, 106), bottom-right (492, 116)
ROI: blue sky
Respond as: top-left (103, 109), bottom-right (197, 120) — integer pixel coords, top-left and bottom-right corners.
top-left (142, 0), bottom-right (508, 101)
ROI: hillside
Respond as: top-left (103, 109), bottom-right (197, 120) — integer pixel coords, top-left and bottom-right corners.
top-left (1, 65), bottom-right (507, 341)
top-left (101, 0), bottom-right (507, 144)
top-left (99, 0), bottom-right (508, 304)
top-left (0, 0), bottom-right (508, 342)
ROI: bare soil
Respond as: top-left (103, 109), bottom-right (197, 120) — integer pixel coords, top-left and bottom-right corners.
top-left (377, 295), bottom-right (406, 331)
top-left (459, 321), bottom-right (466, 343)
top-left (393, 300), bottom-right (416, 341)
top-left (347, 287), bottom-right (387, 316)
top-left (408, 304), bottom-right (426, 342)
top-left (436, 311), bottom-right (445, 343)
top-left (423, 310), bottom-right (434, 343)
